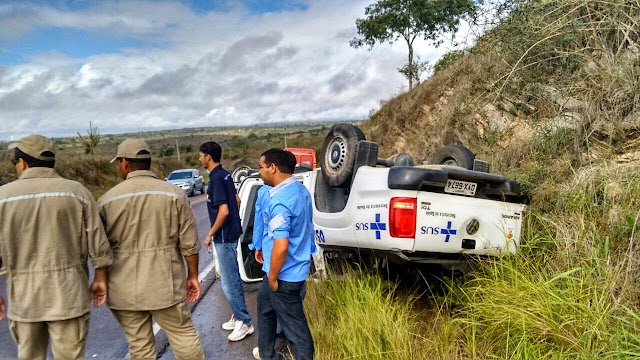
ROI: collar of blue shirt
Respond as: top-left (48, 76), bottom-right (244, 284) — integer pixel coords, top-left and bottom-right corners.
top-left (269, 176), bottom-right (296, 198)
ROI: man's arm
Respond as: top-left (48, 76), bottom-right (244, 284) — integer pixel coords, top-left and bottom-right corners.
top-left (268, 238), bottom-right (289, 291)
top-left (236, 194), bottom-right (241, 209)
top-left (204, 203), bottom-right (229, 248)
top-left (185, 254), bottom-right (200, 302)
top-left (252, 194), bottom-right (264, 263)
top-left (90, 267), bottom-right (108, 307)
top-left (85, 192), bottom-right (114, 270)
top-left (0, 296), bottom-right (5, 320)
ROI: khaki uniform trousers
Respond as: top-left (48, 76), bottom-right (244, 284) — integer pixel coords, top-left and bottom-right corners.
top-left (111, 301), bottom-right (204, 360)
top-left (9, 312), bottom-right (90, 360)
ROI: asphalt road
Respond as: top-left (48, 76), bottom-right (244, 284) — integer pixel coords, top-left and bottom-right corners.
top-left (0, 191), bottom-right (259, 359)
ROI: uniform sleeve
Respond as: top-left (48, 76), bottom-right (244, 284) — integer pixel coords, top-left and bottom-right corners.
top-left (211, 176), bottom-right (230, 207)
top-left (269, 201), bottom-right (292, 240)
top-left (307, 199), bottom-right (317, 254)
top-left (177, 192), bottom-right (201, 256)
top-left (83, 190), bottom-right (113, 269)
top-left (250, 193), bottom-right (264, 250)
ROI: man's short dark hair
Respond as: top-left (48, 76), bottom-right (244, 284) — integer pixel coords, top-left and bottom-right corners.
top-left (261, 148), bottom-right (296, 174)
top-left (124, 157), bottom-right (151, 171)
top-left (199, 142), bottom-right (222, 163)
top-left (14, 148), bottom-right (55, 168)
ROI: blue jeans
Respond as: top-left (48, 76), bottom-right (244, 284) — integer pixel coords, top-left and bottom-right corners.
top-left (214, 241), bottom-right (252, 325)
top-left (276, 283), bottom-right (306, 334)
top-left (258, 276), bottom-right (314, 360)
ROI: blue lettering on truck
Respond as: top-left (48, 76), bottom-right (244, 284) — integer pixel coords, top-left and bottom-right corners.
top-left (420, 221), bottom-right (458, 242)
top-left (355, 223), bottom-right (369, 230)
top-left (420, 227), bottom-right (440, 235)
top-left (356, 213), bottom-right (387, 240)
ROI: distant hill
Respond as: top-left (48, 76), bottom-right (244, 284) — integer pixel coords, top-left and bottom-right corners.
top-left (0, 122), bottom-right (352, 196)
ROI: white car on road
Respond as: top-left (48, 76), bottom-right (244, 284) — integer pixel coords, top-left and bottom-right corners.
top-left (166, 169), bottom-right (205, 197)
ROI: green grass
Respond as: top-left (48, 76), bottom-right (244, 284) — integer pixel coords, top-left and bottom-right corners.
top-left (305, 271), bottom-right (427, 360)
top-left (303, 158), bottom-right (640, 359)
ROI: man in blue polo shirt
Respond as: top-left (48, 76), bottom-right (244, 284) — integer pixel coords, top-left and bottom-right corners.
top-left (255, 148), bottom-right (315, 360)
top-left (198, 141), bottom-right (253, 342)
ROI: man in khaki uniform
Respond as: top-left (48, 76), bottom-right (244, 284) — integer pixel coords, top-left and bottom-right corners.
top-left (0, 134), bottom-right (114, 360)
top-left (98, 139), bottom-right (205, 360)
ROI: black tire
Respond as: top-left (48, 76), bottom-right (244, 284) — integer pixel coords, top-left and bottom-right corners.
top-left (320, 124), bottom-right (366, 187)
top-left (431, 145), bottom-right (475, 170)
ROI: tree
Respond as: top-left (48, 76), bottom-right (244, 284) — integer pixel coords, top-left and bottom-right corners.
top-left (350, 0), bottom-right (474, 90)
top-left (77, 121), bottom-right (101, 156)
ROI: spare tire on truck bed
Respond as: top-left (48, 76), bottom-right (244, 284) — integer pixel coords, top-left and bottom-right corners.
top-left (430, 145), bottom-right (475, 170)
top-left (320, 124), bottom-right (365, 188)
top-left (232, 166), bottom-right (253, 184)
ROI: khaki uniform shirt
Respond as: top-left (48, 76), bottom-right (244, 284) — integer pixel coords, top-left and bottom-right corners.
top-left (0, 167), bottom-right (113, 322)
top-left (98, 170), bottom-right (201, 311)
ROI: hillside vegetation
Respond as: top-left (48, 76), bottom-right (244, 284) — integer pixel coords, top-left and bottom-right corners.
top-left (307, 0), bottom-right (640, 358)
top-left (0, 123), bottom-right (330, 197)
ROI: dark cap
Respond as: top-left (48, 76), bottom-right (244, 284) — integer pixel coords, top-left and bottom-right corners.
top-left (8, 134), bottom-right (55, 161)
top-left (111, 139), bottom-right (151, 163)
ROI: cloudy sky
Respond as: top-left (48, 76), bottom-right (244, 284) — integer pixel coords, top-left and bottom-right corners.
top-left (0, 0), bottom-right (466, 140)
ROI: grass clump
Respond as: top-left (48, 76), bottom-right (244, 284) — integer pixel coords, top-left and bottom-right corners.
top-left (451, 256), bottom-right (623, 358)
top-left (305, 270), bottom-right (426, 360)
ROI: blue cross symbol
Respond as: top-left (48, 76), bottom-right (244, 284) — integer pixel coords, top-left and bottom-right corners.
top-left (370, 214), bottom-right (387, 240)
top-left (441, 221), bottom-right (457, 242)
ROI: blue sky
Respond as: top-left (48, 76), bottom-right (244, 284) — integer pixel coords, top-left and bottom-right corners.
top-left (0, 0), bottom-right (309, 66)
top-left (1, 28), bottom-right (148, 65)
top-left (0, 0), bottom-right (466, 140)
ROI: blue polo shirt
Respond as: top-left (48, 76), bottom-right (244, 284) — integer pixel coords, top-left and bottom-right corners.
top-left (206, 164), bottom-right (242, 243)
top-left (261, 176), bottom-right (314, 282)
top-left (250, 185), bottom-right (272, 251)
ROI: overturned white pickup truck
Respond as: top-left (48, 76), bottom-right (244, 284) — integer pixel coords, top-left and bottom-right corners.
top-left (233, 124), bottom-right (528, 282)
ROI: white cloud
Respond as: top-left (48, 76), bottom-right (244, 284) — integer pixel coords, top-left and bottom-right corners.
top-left (0, 0), bottom-right (473, 140)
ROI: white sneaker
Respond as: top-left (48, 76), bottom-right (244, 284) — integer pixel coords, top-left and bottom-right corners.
top-left (252, 346), bottom-right (260, 359)
top-left (228, 320), bottom-right (254, 342)
top-left (221, 315), bottom-right (236, 331)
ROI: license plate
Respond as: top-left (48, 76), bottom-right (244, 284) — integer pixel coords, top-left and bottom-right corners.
top-left (445, 179), bottom-right (477, 196)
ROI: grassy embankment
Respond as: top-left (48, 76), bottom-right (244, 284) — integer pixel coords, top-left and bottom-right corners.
top-left (304, 1), bottom-right (640, 358)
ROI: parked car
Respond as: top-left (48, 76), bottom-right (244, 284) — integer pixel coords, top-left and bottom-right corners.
top-left (166, 169), bottom-right (205, 196)
top-left (231, 124), bottom-right (529, 282)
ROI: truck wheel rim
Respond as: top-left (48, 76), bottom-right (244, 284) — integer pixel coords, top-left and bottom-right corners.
top-left (328, 137), bottom-right (346, 171)
top-left (442, 158), bottom-right (457, 166)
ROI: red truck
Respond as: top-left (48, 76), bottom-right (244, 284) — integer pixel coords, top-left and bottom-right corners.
top-left (284, 147), bottom-right (317, 169)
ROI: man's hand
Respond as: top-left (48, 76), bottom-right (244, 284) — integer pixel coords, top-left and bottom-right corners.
top-left (255, 249), bottom-right (264, 264)
top-left (204, 235), bottom-right (212, 250)
top-left (268, 278), bottom-right (278, 292)
top-left (0, 296), bottom-right (6, 320)
top-left (186, 276), bottom-right (200, 302)
top-left (91, 267), bottom-right (108, 307)
top-left (90, 279), bottom-right (107, 307)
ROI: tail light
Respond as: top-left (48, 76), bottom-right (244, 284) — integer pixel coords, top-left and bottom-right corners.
top-left (389, 197), bottom-right (417, 238)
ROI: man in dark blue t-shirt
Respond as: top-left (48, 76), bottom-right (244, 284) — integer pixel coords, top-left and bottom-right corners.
top-left (198, 141), bottom-right (253, 342)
